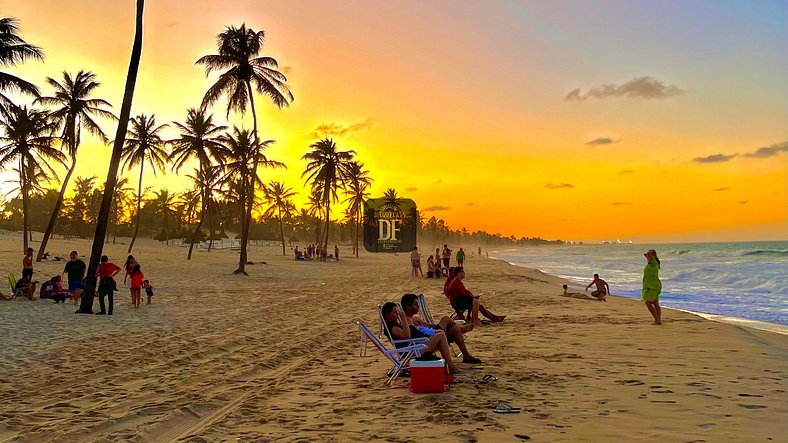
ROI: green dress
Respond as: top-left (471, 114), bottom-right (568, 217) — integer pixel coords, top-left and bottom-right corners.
top-left (641, 259), bottom-right (662, 302)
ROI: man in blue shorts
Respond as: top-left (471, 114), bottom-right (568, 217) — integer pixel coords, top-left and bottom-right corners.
top-left (63, 250), bottom-right (86, 305)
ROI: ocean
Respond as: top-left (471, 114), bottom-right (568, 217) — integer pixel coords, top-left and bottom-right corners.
top-left (490, 241), bottom-right (788, 332)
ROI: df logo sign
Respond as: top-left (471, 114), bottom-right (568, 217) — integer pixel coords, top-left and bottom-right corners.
top-left (363, 198), bottom-right (417, 253)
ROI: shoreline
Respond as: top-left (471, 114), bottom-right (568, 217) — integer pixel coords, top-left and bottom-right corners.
top-left (493, 255), bottom-right (788, 337)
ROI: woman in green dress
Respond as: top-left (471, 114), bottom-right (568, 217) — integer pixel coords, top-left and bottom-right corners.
top-left (642, 249), bottom-right (662, 325)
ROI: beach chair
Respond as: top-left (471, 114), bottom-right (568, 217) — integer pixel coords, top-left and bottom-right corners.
top-left (357, 321), bottom-right (428, 386)
top-left (376, 305), bottom-right (430, 349)
top-left (417, 294), bottom-right (465, 358)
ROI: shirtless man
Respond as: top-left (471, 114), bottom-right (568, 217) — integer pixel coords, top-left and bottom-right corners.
top-left (410, 247), bottom-right (423, 277)
top-left (22, 247), bottom-right (34, 281)
top-left (585, 274), bottom-right (610, 301)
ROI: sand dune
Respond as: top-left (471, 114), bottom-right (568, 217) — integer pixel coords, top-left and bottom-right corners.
top-left (0, 233), bottom-right (786, 441)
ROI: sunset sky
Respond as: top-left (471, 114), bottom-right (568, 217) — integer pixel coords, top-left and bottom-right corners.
top-left (1, 0), bottom-right (786, 242)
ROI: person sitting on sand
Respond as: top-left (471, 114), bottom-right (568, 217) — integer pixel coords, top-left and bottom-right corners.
top-left (381, 302), bottom-right (459, 373)
top-left (50, 276), bottom-right (69, 303)
top-left (399, 293), bottom-right (482, 364)
top-left (585, 274), bottom-right (610, 301)
top-left (447, 267), bottom-right (506, 325)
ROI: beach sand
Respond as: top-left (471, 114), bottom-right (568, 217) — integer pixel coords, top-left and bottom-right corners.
top-left (0, 233), bottom-right (786, 442)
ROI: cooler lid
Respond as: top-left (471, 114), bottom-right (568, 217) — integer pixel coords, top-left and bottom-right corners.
top-left (410, 358), bottom-right (445, 368)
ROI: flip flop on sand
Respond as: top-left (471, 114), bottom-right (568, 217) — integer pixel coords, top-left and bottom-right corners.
top-left (481, 374), bottom-right (498, 383)
top-left (493, 402), bottom-right (521, 414)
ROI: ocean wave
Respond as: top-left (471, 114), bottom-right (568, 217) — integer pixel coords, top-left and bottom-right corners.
top-left (739, 249), bottom-right (788, 257)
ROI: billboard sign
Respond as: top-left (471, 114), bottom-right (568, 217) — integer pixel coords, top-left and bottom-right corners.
top-left (363, 198), bottom-right (417, 252)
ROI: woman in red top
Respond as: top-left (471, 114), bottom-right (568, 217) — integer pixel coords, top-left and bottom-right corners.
top-left (129, 263), bottom-right (144, 308)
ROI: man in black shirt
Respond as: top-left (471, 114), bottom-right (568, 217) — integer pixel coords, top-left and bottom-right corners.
top-left (63, 250), bottom-right (86, 305)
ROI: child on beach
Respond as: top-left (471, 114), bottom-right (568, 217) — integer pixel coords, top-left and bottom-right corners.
top-left (143, 280), bottom-right (154, 305)
top-left (129, 264), bottom-right (144, 308)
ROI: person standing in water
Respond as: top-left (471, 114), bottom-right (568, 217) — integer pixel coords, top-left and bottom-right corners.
top-left (642, 249), bottom-right (662, 325)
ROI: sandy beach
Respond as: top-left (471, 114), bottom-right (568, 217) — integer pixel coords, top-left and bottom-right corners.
top-left (0, 233), bottom-right (786, 442)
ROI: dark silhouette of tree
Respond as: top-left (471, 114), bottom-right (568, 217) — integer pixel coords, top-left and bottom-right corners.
top-left (302, 138), bottom-right (355, 252)
top-left (197, 23), bottom-right (293, 274)
top-left (0, 105), bottom-right (62, 249)
top-left (262, 180), bottom-right (296, 255)
top-left (121, 113), bottom-right (168, 253)
top-left (0, 17), bottom-right (43, 109)
top-left (342, 160), bottom-right (372, 257)
top-left (34, 70), bottom-right (115, 261)
top-left (79, 0), bottom-right (146, 314)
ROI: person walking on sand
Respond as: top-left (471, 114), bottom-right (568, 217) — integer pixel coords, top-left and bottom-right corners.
top-left (22, 247), bottom-right (34, 281)
top-left (334, 245), bottom-right (340, 261)
top-left (585, 273), bottom-right (610, 301)
top-left (410, 247), bottom-right (423, 277)
top-left (123, 255), bottom-right (136, 285)
top-left (642, 249), bottom-right (663, 325)
top-left (129, 264), bottom-right (144, 308)
top-left (62, 251), bottom-right (86, 305)
top-left (456, 248), bottom-right (465, 267)
top-left (96, 255), bottom-right (120, 315)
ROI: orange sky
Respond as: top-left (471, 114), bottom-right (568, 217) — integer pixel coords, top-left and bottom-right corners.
top-left (1, 0), bottom-right (786, 242)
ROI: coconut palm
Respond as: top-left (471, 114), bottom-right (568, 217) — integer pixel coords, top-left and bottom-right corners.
top-left (148, 188), bottom-right (176, 245)
top-left (342, 160), bottom-right (372, 257)
top-left (0, 105), bottom-right (63, 249)
top-left (79, 0), bottom-right (145, 314)
top-left (262, 181), bottom-right (297, 255)
top-left (106, 176), bottom-right (132, 244)
top-left (0, 17), bottom-right (44, 109)
top-left (302, 138), bottom-right (355, 251)
top-left (183, 166), bottom-right (222, 259)
top-left (169, 107), bottom-right (228, 249)
top-left (382, 187), bottom-right (402, 211)
top-left (197, 23), bottom-right (293, 274)
top-left (33, 70), bottom-right (115, 261)
top-left (121, 113), bottom-right (169, 253)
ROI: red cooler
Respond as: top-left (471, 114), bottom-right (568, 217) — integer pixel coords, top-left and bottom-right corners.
top-left (410, 359), bottom-right (445, 393)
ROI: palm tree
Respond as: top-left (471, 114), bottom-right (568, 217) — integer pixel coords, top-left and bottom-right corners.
top-left (302, 138), bottom-right (355, 251)
top-left (183, 166), bottom-right (221, 259)
top-left (121, 113), bottom-right (168, 253)
top-left (0, 105), bottom-right (63, 249)
top-left (33, 70), bottom-right (115, 261)
top-left (263, 181), bottom-right (296, 255)
top-left (342, 160), bottom-right (372, 257)
top-left (197, 23), bottom-right (293, 274)
top-left (169, 107), bottom-right (227, 250)
top-left (148, 188), bottom-right (175, 245)
top-left (305, 189), bottom-right (324, 246)
top-left (106, 176), bottom-right (132, 244)
top-left (79, 0), bottom-right (145, 314)
top-left (382, 187), bottom-right (402, 211)
top-left (0, 17), bottom-right (43, 109)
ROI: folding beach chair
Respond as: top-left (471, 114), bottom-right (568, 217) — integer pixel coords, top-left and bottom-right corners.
top-left (357, 321), bottom-right (428, 386)
top-left (416, 294), bottom-right (466, 358)
top-left (376, 305), bottom-right (430, 350)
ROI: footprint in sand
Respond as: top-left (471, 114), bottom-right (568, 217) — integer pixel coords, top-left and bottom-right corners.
top-left (738, 393), bottom-right (763, 398)
top-left (737, 404), bottom-right (767, 409)
top-left (615, 379), bottom-right (645, 386)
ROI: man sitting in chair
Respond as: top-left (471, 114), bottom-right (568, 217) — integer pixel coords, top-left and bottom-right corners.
top-left (13, 276), bottom-right (39, 300)
top-left (447, 267), bottom-right (506, 325)
top-left (381, 302), bottom-right (460, 374)
top-left (400, 293), bottom-right (482, 364)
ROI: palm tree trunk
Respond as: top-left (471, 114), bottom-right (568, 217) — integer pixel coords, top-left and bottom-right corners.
top-left (187, 200), bottom-right (205, 260)
top-left (127, 161), bottom-right (144, 253)
top-left (20, 158), bottom-right (29, 251)
top-left (207, 194), bottom-right (215, 251)
top-left (234, 80), bottom-right (260, 275)
top-left (78, 0), bottom-right (145, 314)
top-left (323, 193), bottom-right (331, 255)
top-left (355, 208), bottom-right (360, 258)
top-left (37, 154), bottom-right (76, 261)
top-left (278, 207), bottom-right (285, 256)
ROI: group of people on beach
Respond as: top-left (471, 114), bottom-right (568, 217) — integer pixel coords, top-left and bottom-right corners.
top-left (6, 249), bottom-right (154, 315)
top-left (561, 249), bottom-right (663, 324)
top-left (410, 244), bottom-right (483, 278)
top-left (293, 244), bottom-right (340, 262)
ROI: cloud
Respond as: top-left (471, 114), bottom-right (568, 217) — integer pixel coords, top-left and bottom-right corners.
top-left (585, 137), bottom-right (620, 146)
top-left (692, 153), bottom-right (738, 164)
top-left (713, 187), bottom-right (729, 192)
top-left (311, 118), bottom-right (373, 138)
top-left (619, 169), bottom-right (634, 175)
top-left (738, 201), bottom-right (748, 204)
top-left (545, 183), bottom-right (575, 189)
top-left (434, 179), bottom-right (442, 184)
top-left (612, 202), bottom-right (632, 205)
top-left (282, 66), bottom-right (293, 74)
top-left (565, 76), bottom-right (685, 101)
top-left (405, 186), bottom-right (417, 192)
top-left (423, 205), bottom-right (450, 212)
top-left (465, 202), bottom-right (475, 207)
top-left (742, 141), bottom-right (788, 158)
